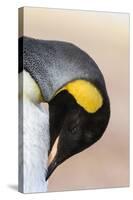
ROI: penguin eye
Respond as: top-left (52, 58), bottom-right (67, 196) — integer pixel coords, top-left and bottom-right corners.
top-left (68, 125), bottom-right (77, 134)
top-left (71, 126), bottom-right (77, 134)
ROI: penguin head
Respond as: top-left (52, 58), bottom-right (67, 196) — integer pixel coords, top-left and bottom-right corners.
top-left (46, 81), bottom-right (110, 180)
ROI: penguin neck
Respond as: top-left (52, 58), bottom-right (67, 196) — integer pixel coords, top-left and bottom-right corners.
top-left (19, 70), bottom-right (44, 104)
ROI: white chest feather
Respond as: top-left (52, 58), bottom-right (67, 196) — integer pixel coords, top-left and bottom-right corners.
top-left (19, 70), bottom-right (49, 193)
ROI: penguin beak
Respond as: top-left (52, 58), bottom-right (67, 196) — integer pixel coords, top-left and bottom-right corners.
top-left (46, 156), bottom-right (58, 181)
top-left (46, 137), bottom-right (59, 181)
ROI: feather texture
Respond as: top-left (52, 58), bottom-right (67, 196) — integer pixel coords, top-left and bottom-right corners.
top-left (19, 71), bottom-right (49, 193)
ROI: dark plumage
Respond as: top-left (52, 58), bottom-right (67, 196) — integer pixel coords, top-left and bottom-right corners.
top-left (46, 90), bottom-right (110, 180)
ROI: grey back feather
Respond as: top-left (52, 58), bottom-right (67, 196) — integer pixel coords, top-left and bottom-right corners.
top-left (20, 37), bottom-right (106, 102)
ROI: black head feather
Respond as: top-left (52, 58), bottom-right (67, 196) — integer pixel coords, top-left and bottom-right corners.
top-left (46, 90), bottom-right (110, 180)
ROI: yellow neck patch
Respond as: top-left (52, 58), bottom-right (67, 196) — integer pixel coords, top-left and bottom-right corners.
top-left (57, 80), bottom-right (103, 113)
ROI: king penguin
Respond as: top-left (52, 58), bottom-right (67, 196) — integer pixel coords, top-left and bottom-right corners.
top-left (19, 37), bottom-right (110, 185)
